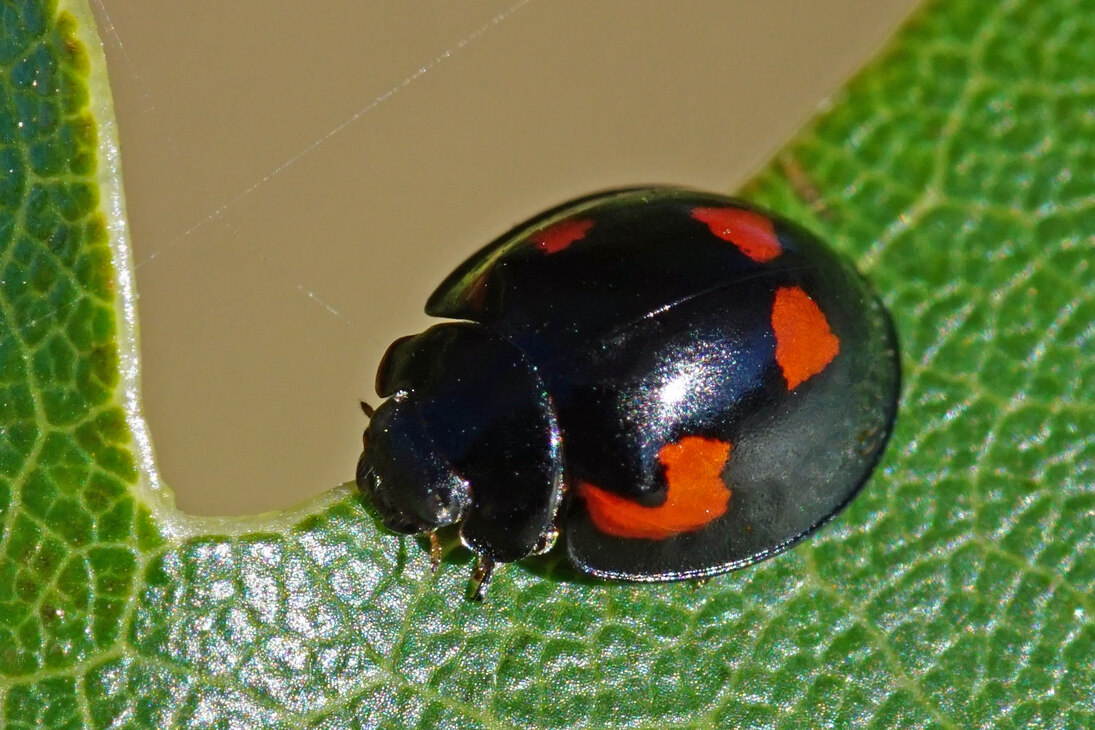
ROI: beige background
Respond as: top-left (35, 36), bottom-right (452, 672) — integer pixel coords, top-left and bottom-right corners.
top-left (89, 1), bottom-right (918, 515)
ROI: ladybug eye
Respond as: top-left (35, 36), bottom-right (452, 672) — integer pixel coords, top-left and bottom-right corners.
top-left (423, 486), bottom-right (468, 525)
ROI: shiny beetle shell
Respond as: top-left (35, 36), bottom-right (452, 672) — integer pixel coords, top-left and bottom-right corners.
top-left (357, 186), bottom-right (899, 596)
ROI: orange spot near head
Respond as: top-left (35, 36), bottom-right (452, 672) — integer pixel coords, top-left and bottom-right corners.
top-left (771, 286), bottom-right (840, 390)
top-left (691, 207), bottom-right (781, 262)
top-left (531, 218), bottom-right (594, 254)
top-left (578, 436), bottom-right (732, 540)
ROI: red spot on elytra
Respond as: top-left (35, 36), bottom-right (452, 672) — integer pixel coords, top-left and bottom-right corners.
top-left (578, 436), bottom-right (732, 540)
top-left (771, 285), bottom-right (840, 390)
top-left (691, 207), bottom-right (781, 262)
top-left (530, 218), bottom-right (593, 254)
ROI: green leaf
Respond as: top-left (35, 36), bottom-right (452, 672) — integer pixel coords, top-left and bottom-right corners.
top-left (2, 0), bottom-right (1093, 727)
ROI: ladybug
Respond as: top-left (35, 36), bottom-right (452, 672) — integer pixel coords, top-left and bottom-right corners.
top-left (357, 186), bottom-right (899, 599)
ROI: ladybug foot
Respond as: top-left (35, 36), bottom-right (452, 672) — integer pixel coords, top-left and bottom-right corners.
top-left (428, 531), bottom-right (442, 572)
top-left (468, 556), bottom-right (496, 602)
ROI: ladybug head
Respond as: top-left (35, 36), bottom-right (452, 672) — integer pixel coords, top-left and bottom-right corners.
top-left (357, 394), bottom-right (471, 534)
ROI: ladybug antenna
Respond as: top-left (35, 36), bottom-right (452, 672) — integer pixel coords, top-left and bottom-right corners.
top-left (359, 401), bottom-right (375, 419)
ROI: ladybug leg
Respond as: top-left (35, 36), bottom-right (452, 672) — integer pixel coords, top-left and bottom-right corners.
top-left (468, 556), bottom-right (496, 602)
top-left (428, 531), bottom-right (442, 572)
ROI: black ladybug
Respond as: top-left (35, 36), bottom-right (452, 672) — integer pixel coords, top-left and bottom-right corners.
top-left (357, 187), bottom-right (899, 599)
